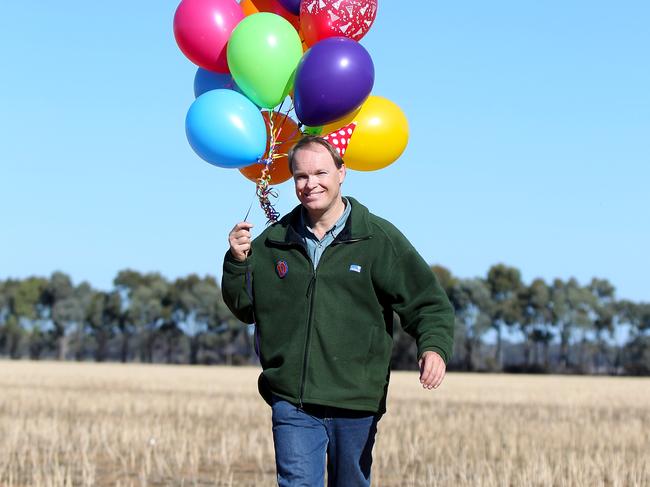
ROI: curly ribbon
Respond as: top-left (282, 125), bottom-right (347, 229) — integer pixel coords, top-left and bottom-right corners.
top-left (255, 111), bottom-right (281, 224)
top-left (252, 101), bottom-right (304, 224)
top-left (256, 163), bottom-right (280, 224)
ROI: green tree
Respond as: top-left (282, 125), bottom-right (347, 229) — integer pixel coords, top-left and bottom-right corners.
top-left (0, 279), bottom-right (7, 338)
top-left (550, 278), bottom-right (591, 372)
top-left (619, 301), bottom-right (650, 375)
top-left (41, 272), bottom-right (76, 360)
top-left (172, 274), bottom-right (229, 364)
top-left (112, 270), bottom-right (141, 362)
top-left (451, 278), bottom-right (492, 371)
top-left (86, 290), bottom-right (121, 361)
top-left (588, 278), bottom-right (616, 372)
top-left (1, 277), bottom-right (48, 359)
top-left (486, 264), bottom-right (523, 370)
top-left (518, 278), bottom-right (552, 370)
top-left (71, 282), bottom-right (94, 360)
top-left (115, 270), bottom-right (171, 363)
top-left (0, 279), bottom-right (23, 358)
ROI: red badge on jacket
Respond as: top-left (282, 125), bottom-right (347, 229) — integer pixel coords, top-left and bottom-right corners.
top-left (276, 260), bottom-right (288, 279)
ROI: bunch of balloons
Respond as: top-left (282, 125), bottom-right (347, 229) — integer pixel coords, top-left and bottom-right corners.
top-left (174, 0), bottom-right (409, 220)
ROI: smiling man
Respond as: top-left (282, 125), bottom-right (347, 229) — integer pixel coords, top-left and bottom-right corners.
top-left (222, 135), bottom-right (454, 486)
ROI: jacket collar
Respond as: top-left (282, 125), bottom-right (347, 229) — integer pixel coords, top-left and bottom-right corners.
top-left (268, 196), bottom-right (373, 246)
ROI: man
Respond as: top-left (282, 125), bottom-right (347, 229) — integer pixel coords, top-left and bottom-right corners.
top-left (222, 135), bottom-right (454, 486)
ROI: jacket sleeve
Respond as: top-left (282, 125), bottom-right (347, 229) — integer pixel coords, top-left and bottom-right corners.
top-left (221, 250), bottom-right (255, 324)
top-left (383, 248), bottom-right (455, 363)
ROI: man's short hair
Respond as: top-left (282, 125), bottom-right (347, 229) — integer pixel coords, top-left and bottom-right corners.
top-left (287, 135), bottom-right (345, 174)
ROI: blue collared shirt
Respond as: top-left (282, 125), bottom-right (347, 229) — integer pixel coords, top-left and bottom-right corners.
top-left (299, 198), bottom-right (351, 269)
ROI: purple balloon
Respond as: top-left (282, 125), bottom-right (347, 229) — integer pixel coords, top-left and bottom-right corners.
top-left (278, 0), bottom-right (300, 15)
top-left (294, 37), bottom-right (375, 127)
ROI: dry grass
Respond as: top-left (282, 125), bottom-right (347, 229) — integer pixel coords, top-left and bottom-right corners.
top-left (0, 361), bottom-right (648, 486)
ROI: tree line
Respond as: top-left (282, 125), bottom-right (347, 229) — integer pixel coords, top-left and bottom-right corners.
top-left (1, 265), bottom-right (648, 375)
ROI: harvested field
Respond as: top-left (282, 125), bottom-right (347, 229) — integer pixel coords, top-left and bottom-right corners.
top-left (0, 361), bottom-right (648, 486)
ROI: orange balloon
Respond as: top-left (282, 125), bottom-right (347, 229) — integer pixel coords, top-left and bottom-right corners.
top-left (299, 29), bottom-right (309, 53)
top-left (239, 111), bottom-right (301, 184)
top-left (239, 0), bottom-right (300, 31)
top-left (239, 0), bottom-right (257, 16)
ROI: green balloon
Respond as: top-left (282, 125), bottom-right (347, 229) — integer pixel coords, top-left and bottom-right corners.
top-left (302, 125), bottom-right (323, 135)
top-left (227, 13), bottom-right (303, 109)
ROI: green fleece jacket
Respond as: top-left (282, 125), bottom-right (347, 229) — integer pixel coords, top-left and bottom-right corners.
top-left (222, 197), bottom-right (454, 413)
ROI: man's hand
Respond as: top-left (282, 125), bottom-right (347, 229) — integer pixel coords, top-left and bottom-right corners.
top-left (228, 222), bottom-right (254, 262)
top-left (418, 351), bottom-right (446, 390)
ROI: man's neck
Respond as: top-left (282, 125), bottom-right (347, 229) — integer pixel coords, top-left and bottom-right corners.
top-left (305, 197), bottom-right (346, 239)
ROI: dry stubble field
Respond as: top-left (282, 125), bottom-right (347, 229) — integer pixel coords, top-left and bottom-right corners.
top-left (0, 361), bottom-right (648, 486)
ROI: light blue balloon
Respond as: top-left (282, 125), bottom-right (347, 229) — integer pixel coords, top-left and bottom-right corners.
top-left (185, 89), bottom-right (267, 169)
top-left (193, 68), bottom-right (243, 98)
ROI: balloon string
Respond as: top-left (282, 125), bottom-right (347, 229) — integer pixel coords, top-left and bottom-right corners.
top-left (251, 103), bottom-right (300, 225)
top-left (272, 111), bottom-right (301, 164)
top-left (276, 99), bottom-right (286, 121)
top-left (275, 100), bottom-right (301, 152)
top-left (268, 110), bottom-right (278, 154)
top-left (283, 124), bottom-right (302, 145)
top-left (242, 195), bottom-right (255, 222)
top-left (256, 165), bottom-right (280, 224)
top-left (276, 100), bottom-right (294, 137)
top-left (255, 110), bottom-right (280, 224)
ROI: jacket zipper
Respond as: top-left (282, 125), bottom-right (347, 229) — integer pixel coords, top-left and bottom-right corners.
top-left (296, 237), bottom-right (371, 408)
top-left (298, 266), bottom-right (317, 408)
top-left (269, 235), bottom-right (371, 408)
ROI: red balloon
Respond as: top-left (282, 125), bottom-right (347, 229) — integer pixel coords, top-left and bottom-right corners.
top-left (174, 0), bottom-right (244, 73)
top-left (300, 0), bottom-right (378, 47)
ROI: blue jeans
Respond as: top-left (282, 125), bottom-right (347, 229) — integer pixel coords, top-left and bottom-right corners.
top-left (271, 396), bottom-right (380, 487)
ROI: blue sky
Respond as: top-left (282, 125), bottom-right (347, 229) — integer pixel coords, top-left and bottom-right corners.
top-left (1, 1), bottom-right (649, 301)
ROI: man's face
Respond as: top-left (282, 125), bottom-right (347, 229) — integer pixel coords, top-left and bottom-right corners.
top-left (292, 143), bottom-right (346, 214)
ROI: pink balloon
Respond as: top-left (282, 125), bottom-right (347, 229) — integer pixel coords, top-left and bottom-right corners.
top-left (174, 0), bottom-right (244, 73)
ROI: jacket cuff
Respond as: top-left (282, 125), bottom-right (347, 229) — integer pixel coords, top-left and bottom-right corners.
top-left (223, 250), bottom-right (250, 275)
top-left (417, 346), bottom-right (448, 364)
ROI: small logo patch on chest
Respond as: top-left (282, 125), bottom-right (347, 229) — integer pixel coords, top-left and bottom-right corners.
top-left (276, 260), bottom-right (288, 278)
top-left (349, 264), bottom-right (362, 273)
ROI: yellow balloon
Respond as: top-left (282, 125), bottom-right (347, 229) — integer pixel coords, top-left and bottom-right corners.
top-left (321, 96), bottom-right (409, 171)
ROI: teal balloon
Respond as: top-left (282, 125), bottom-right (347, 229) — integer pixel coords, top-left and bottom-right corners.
top-left (185, 89), bottom-right (266, 168)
